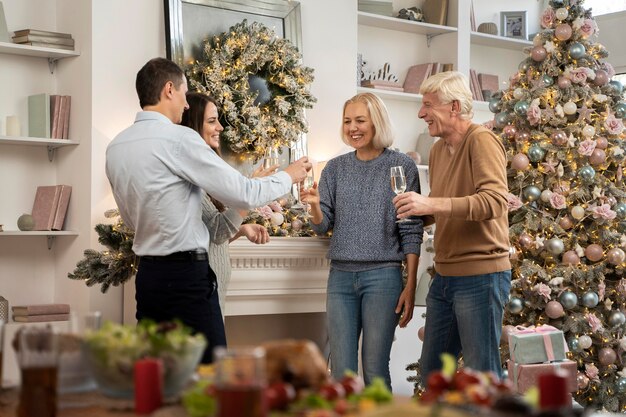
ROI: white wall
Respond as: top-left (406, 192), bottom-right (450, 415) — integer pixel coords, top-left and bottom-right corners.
top-left (596, 11), bottom-right (626, 74)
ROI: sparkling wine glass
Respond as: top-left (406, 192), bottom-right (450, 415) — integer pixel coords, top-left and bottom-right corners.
top-left (291, 146), bottom-right (306, 210)
top-left (263, 147), bottom-right (279, 170)
top-left (391, 165), bottom-right (410, 223)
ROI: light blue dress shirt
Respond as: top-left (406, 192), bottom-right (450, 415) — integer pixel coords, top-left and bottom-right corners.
top-left (105, 111), bottom-right (291, 256)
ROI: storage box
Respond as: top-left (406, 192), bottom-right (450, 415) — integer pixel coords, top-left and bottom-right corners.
top-left (508, 325), bottom-right (567, 364)
top-left (508, 359), bottom-right (577, 394)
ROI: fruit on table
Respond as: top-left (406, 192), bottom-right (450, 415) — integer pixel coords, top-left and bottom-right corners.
top-left (319, 381), bottom-right (346, 401)
top-left (340, 373), bottom-right (365, 396)
top-left (266, 381), bottom-right (296, 410)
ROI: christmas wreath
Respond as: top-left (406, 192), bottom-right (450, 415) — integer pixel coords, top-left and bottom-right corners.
top-left (186, 20), bottom-right (317, 160)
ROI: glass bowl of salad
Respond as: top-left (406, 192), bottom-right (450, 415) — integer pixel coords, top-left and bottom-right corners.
top-left (82, 320), bottom-right (206, 398)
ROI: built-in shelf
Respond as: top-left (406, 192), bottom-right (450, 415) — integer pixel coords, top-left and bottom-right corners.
top-left (0, 231), bottom-right (79, 249)
top-left (358, 11), bottom-right (458, 37)
top-left (0, 41), bottom-right (79, 73)
top-left (357, 86), bottom-right (423, 102)
top-left (0, 136), bottom-right (79, 161)
top-left (470, 31), bottom-right (532, 50)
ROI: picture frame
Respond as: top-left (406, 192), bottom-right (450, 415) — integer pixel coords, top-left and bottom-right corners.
top-left (500, 11), bottom-right (527, 39)
top-left (164, 0), bottom-right (302, 66)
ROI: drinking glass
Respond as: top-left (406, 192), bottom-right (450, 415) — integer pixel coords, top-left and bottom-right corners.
top-left (214, 346), bottom-right (268, 417)
top-left (291, 146), bottom-right (306, 210)
top-left (262, 147), bottom-right (279, 170)
top-left (391, 165), bottom-right (410, 223)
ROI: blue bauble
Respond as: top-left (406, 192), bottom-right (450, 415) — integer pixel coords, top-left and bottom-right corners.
top-left (615, 102), bottom-right (626, 119)
top-left (615, 203), bottom-right (626, 219)
top-left (610, 80), bottom-right (624, 94)
top-left (578, 165), bottom-right (596, 182)
top-left (495, 112), bottom-right (509, 128)
top-left (559, 290), bottom-right (578, 309)
top-left (569, 338), bottom-right (581, 352)
top-left (609, 310), bottom-right (626, 327)
top-left (507, 297), bottom-right (524, 314)
top-left (489, 98), bottom-right (502, 113)
top-left (522, 185), bottom-right (542, 202)
top-left (527, 145), bottom-right (545, 162)
top-left (514, 101), bottom-right (529, 116)
top-left (582, 291), bottom-right (599, 308)
top-left (568, 42), bottom-right (586, 59)
top-left (617, 377), bottom-right (626, 394)
top-left (542, 74), bottom-right (554, 87)
top-left (549, 0), bottom-right (565, 7)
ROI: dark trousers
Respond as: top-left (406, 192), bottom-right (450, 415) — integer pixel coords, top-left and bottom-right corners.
top-left (135, 258), bottom-right (226, 363)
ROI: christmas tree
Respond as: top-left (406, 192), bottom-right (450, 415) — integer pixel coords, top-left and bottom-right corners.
top-left (490, 0), bottom-right (626, 411)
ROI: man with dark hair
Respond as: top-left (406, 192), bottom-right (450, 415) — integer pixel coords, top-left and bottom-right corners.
top-left (106, 57), bottom-right (311, 362)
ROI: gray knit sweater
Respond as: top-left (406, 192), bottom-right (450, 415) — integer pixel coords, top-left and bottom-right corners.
top-left (311, 149), bottom-right (423, 271)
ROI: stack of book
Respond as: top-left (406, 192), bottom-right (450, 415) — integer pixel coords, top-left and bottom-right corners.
top-left (28, 93), bottom-right (72, 139)
top-left (403, 62), bottom-right (454, 94)
top-left (31, 184), bottom-right (72, 231)
top-left (12, 303), bottom-right (70, 323)
top-left (358, 0), bottom-right (393, 16)
top-left (11, 29), bottom-right (75, 50)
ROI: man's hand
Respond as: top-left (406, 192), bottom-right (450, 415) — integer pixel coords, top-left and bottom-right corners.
top-left (283, 157), bottom-right (312, 183)
top-left (393, 192), bottom-right (435, 219)
top-left (239, 224), bottom-right (270, 244)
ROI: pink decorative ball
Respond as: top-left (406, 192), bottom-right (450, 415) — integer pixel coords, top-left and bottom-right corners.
top-left (577, 373), bottom-right (589, 389)
top-left (551, 130), bottom-right (568, 146)
top-left (512, 153), bottom-right (530, 170)
top-left (515, 130), bottom-right (531, 142)
top-left (562, 250), bottom-right (580, 265)
top-left (593, 69), bottom-right (609, 86)
top-left (418, 326), bottom-right (425, 341)
top-left (546, 300), bottom-right (565, 319)
top-left (589, 148), bottom-right (606, 166)
top-left (291, 219), bottom-right (303, 231)
top-left (518, 233), bottom-right (533, 248)
top-left (559, 216), bottom-right (574, 230)
top-left (531, 46), bottom-right (548, 62)
top-left (585, 244), bottom-right (604, 262)
top-left (607, 248), bottom-right (626, 265)
top-left (596, 137), bottom-right (608, 149)
top-left (557, 76), bottom-right (572, 89)
top-left (599, 347), bottom-right (617, 366)
top-left (555, 24), bottom-right (573, 41)
top-left (502, 125), bottom-right (517, 139)
top-left (501, 324), bottom-right (516, 344)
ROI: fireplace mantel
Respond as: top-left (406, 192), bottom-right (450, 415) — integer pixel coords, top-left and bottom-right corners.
top-left (225, 237), bottom-right (330, 316)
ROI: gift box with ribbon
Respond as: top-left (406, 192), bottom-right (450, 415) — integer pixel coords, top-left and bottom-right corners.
top-left (508, 325), bottom-right (568, 364)
top-left (507, 359), bottom-right (577, 394)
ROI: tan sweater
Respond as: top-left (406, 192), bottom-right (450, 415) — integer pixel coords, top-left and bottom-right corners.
top-left (429, 124), bottom-right (511, 276)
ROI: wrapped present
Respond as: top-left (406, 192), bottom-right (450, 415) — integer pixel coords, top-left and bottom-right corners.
top-left (508, 325), bottom-right (567, 364)
top-left (508, 359), bottom-right (577, 394)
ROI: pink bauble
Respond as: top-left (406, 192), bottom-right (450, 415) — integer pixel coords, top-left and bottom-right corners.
top-left (596, 137), bottom-right (608, 149)
top-left (551, 130), bottom-right (568, 145)
top-left (291, 219), bottom-right (303, 231)
top-left (607, 248), bottom-right (626, 265)
top-left (593, 69), bottom-right (609, 86)
top-left (585, 244), bottom-right (604, 262)
top-left (418, 326), bottom-right (425, 341)
top-left (515, 130), bottom-right (531, 142)
top-left (559, 216), bottom-right (574, 230)
top-left (555, 24), bottom-right (573, 41)
top-left (512, 153), bottom-right (530, 170)
top-left (577, 373), bottom-right (589, 389)
top-left (608, 196), bottom-right (617, 206)
top-left (531, 46), bottom-right (548, 62)
top-left (501, 325), bottom-right (516, 344)
top-left (502, 125), bottom-right (517, 139)
top-left (589, 148), bottom-right (606, 166)
top-left (546, 300), bottom-right (565, 319)
top-left (518, 233), bottom-right (533, 248)
top-left (599, 347), bottom-right (617, 366)
top-left (557, 76), bottom-right (572, 89)
top-left (562, 250), bottom-right (580, 265)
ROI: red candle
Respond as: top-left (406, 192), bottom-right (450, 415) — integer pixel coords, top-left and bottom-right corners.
top-left (134, 358), bottom-right (163, 414)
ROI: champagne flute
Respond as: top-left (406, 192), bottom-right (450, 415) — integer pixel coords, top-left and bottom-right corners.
top-left (291, 146), bottom-right (306, 209)
top-left (391, 165), bottom-right (410, 223)
top-left (263, 147), bottom-right (279, 170)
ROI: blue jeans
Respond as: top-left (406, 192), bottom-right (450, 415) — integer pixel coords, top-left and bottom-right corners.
top-left (420, 271), bottom-right (511, 379)
top-left (326, 266), bottom-right (402, 388)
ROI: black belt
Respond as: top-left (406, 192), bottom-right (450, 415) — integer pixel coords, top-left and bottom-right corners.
top-left (140, 250), bottom-right (208, 262)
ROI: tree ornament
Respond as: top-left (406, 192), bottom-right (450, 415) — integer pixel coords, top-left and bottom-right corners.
top-left (578, 335), bottom-right (592, 349)
top-left (515, 130), bottom-right (530, 142)
top-left (512, 153), bottom-right (530, 170)
top-left (488, 98), bottom-right (502, 113)
top-left (609, 80), bottom-right (624, 94)
top-left (571, 205), bottom-right (585, 220)
top-left (555, 7), bottom-right (569, 20)
top-left (545, 300), bottom-right (565, 319)
top-left (562, 250), bottom-right (580, 265)
top-left (577, 373), bottom-right (590, 390)
top-left (545, 237), bottom-right (565, 255)
top-left (569, 337), bottom-right (581, 352)
top-left (523, 185), bottom-right (542, 202)
top-left (502, 124), bottom-right (517, 139)
top-left (17, 213), bottom-right (35, 231)
top-left (507, 297), bottom-right (524, 314)
top-left (563, 101), bottom-right (577, 115)
top-left (514, 100), bottom-right (529, 116)
top-left (557, 76), bottom-right (572, 89)
top-left (509, 245), bottom-right (519, 260)
top-left (531, 46), bottom-right (548, 62)
top-left (607, 248), bottom-right (626, 265)
top-left (615, 102), bottom-right (626, 119)
top-left (593, 69), bottom-right (609, 86)
top-left (589, 149), bottom-right (606, 166)
top-left (595, 137), bottom-right (608, 149)
top-left (541, 74), bottom-right (554, 87)
top-left (582, 125), bottom-right (596, 138)
top-left (614, 203), bottom-right (626, 219)
top-left (270, 212), bottom-right (285, 226)
top-left (513, 88), bottom-right (524, 99)
top-left (550, 130), bottom-right (568, 146)
top-left (555, 23), bottom-right (572, 41)
top-left (607, 196), bottom-right (617, 206)
top-left (578, 166), bottom-right (596, 182)
top-left (559, 291), bottom-right (578, 309)
top-left (495, 112), bottom-right (509, 128)
top-left (568, 42), bottom-right (585, 59)
top-left (528, 146), bottom-right (546, 163)
top-left (617, 378), bottom-right (626, 394)
top-left (549, 0), bottom-right (565, 8)
top-left (518, 233), bottom-right (534, 248)
top-left (540, 189), bottom-right (553, 203)
top-left (581, 291), bottom-right (599, 307)
top-left (518, 58), bottom-right (533, 72)
top-left (559, 216), bottom-right (574, 230)
top-left (585, 244), bottom-right (604, 262)
top-left (608, 310), bottom-right (626, 328)
top-left (598, 347), bottom-right (617, 365)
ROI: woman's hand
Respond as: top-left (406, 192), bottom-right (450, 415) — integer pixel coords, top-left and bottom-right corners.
top-left (300, 182), bottom-right (320, 206)
top-left (239, 223), bottom-right (270, 244)
top-left (395, 286), bottom-right (415, 328)
top-left (251, 164), bottom-right (279, 178)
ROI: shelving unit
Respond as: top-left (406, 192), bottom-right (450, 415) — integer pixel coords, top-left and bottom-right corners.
top-left (470, 31), bottom-right (533, 50)
top-left (0, 41), bottom-right (80, 72)
top-left (358, 11), bottom-right (457, 36)
top-left (0, 231), bottom-right (79, 249)
top-left (0, 136), bottom-right (79, 161)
